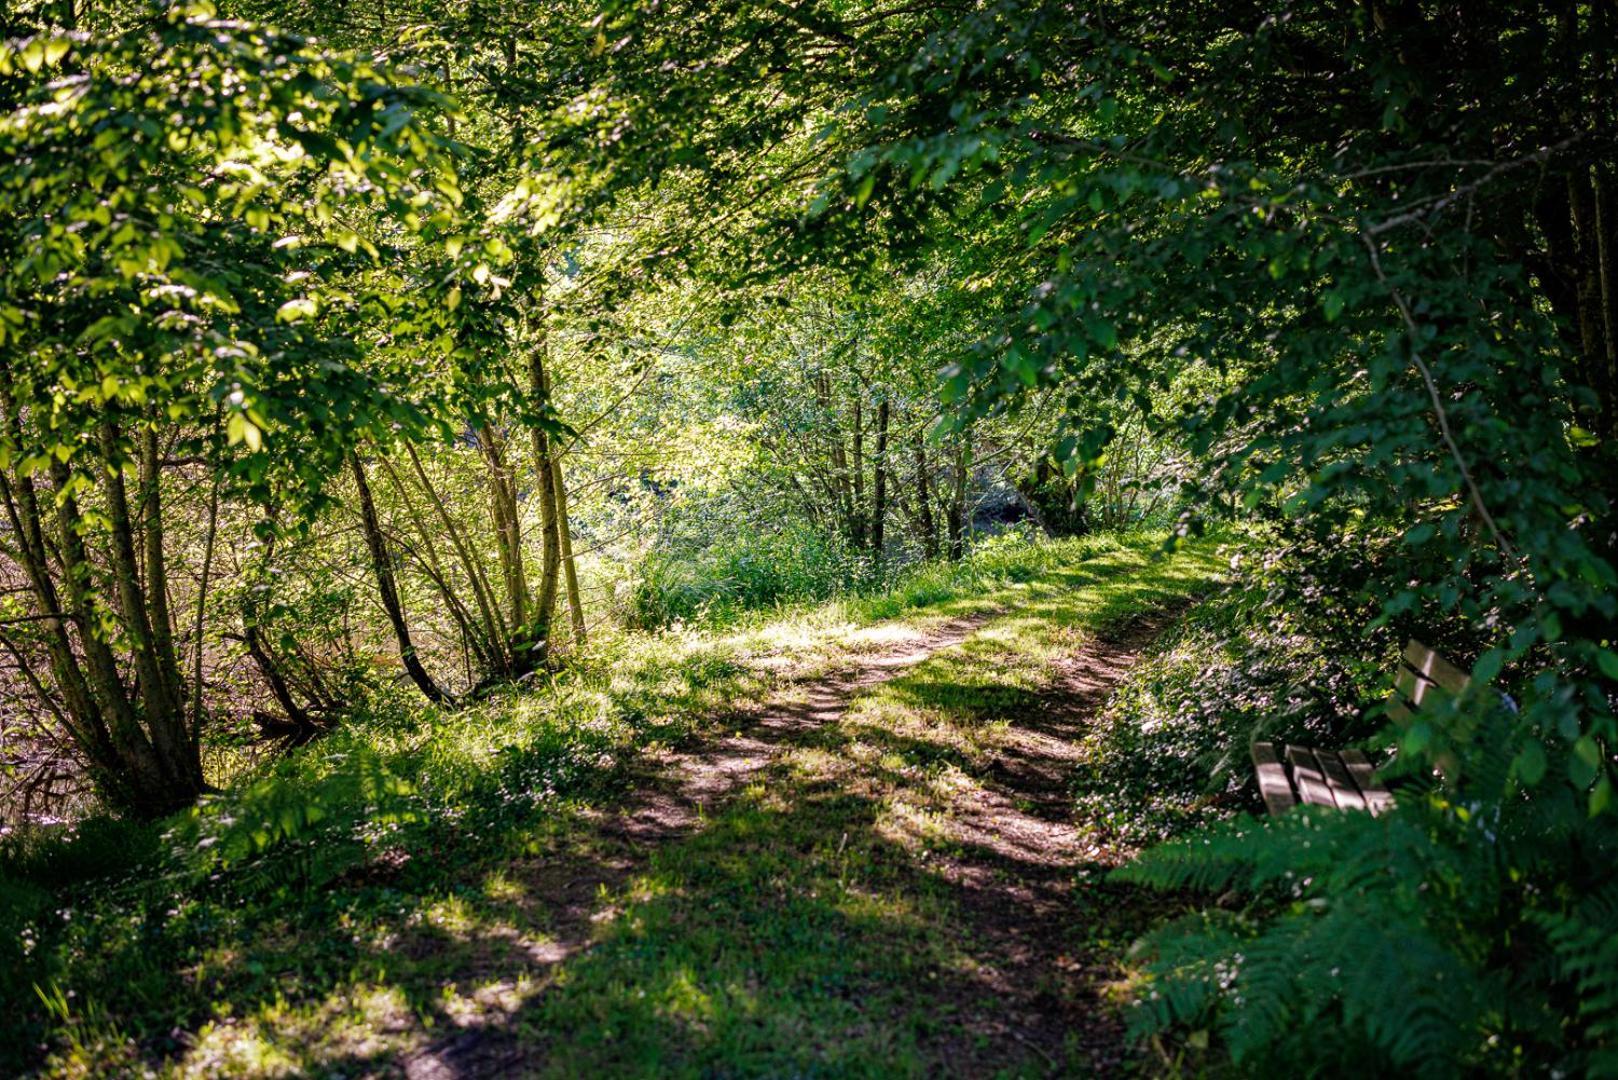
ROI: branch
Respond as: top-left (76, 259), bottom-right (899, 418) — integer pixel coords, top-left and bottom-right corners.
top-left (1360, 234), bottom-right (1514, 557)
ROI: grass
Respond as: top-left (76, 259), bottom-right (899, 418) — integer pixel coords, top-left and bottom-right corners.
top-left (0, 530), bottom-right (1228, 1077)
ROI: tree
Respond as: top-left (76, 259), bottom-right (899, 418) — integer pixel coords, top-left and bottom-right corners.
top-left (0, 2), bottom-right (464, 813)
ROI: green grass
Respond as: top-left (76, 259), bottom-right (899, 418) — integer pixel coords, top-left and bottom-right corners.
top-left (0, 530), bottom-right (1227, 1077)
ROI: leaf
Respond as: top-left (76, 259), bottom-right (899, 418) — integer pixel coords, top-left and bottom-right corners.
top-left (1404, 522), bottom-right (1435, 546)
top-left (1515, 741), bottom-right (1547, 786)
top-left (1471, 648), bottom-right (1503, 685)
top-left (1322, 291), bottom-right (1345, 322)
top-left (276, 298), bottom-right (317, 323)
top-left (1592, 775), bottom-right (1614, 817)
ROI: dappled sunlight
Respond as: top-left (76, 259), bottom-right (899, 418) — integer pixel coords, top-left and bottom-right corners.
top-left (12, 534), bottom-right (1224, 1077)
top-left (180, 983), bottom-right (416, 1079)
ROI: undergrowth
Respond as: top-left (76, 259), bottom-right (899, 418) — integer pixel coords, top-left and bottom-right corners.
top-left (1104, 530), bottom-right (1618, 1076)
top-left (0, 529), bottom-right (1191, 1077)
top-left (1075, 540), bottom-right (1396, 846)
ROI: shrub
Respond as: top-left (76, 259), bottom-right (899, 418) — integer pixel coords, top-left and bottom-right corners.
top-left (630, 520), bottom-right (869, 628)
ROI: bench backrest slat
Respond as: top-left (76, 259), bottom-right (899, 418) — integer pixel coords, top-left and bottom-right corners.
top-left (1391, 638), bottom-right (1470, 716)
top-left (1251, 741), bottom-right (1299, 815)
top-left (1403, 639), bottom-right (1469, 694)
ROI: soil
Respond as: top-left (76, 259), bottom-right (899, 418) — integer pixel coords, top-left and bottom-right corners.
top-left (402, 609), bottom-right (1175, 1079)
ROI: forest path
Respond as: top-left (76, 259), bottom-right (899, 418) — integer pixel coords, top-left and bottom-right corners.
top-left (402, 601), bottom-right (1178, 1078)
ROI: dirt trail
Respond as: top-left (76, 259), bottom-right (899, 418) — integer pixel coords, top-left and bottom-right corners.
top-left (404, 613), bottom-right (994, 1079)
top-left (919, 610), bottom-right (1184, 1074)
top-left (404, 608), bottom-right (1170, 1078)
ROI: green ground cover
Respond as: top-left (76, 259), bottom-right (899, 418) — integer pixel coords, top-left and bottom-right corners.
top-left (2, 532), bottom-right (1225, 1077)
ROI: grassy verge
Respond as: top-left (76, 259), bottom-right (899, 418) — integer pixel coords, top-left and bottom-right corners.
top-left (0, 531), bottom-right (1224, 1077)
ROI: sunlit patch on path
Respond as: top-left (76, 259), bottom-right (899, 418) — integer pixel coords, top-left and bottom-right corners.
top-left (395, 612), bottom-right (996, 1079)
top-left (390, 604), bottom-right (1184, 1077)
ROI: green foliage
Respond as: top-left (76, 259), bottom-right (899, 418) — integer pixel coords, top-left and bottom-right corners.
top-left (1077, 547), bottom-right (1386, 845)
top-left (1116, 696), bottom-right (1618, 1075)
top-left (2, 532), bottom-right (1142, 1075)
top-left (631, 518), bottom-right (867, 628)
top-left (0, 1), bottom-right (465, 509)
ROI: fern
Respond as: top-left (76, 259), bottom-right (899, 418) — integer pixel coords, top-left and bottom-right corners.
top-left (1536, 883), bottom-right (1618, 1076)
top-left (1117, 703), bottom-right (1618, 1075)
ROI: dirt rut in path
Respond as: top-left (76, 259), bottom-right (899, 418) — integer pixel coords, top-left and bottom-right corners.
top-left (917, 609), bottom-right (1184, 1075)
top-left (403, 612), bottom-right (995, 1079)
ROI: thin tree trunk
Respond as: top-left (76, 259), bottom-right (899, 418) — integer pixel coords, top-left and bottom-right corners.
top-left (101, 420), bottom-right (194, 789)
top-left (871, 397), bottom-right (889, 566)
top-left (348, 450), bottom-right (449, 705)
top-left (527, 315), bottom-right (562, 669)
top-left (404, 443), bottom-right (510, 669)
top-left (817, 373), bottom-right (856, 539)
top-left (478, 425), bottom-right (530, 630)
top-left (139, 423), bottom-right (192, 776)
top-left (51, 457), bottom-right (179, 811)
top-left (189, 470), bottom-right (220, 752)
top-left (851, 393), bottom-right (866, 549)
top-left (1593, 165), bottom-right (1618, 439)
top-left (552, 452), bottom-right (586, 646)
top-left (947, 430), bottom-right (971, 561)
top-left (914, 431), bottom-right (938, 559)
top-left (379, 455), bottom-right (496, 672)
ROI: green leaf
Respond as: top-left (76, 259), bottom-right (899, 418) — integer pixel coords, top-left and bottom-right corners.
top-left (1514, 741), bottom-right (1546, 786)
top-left (1591, 775), bottom-right (1613, 817)
top-left (276, 298), bottom-right (318, 323)
top-left (1403, 522), bottom-right (1435, 546)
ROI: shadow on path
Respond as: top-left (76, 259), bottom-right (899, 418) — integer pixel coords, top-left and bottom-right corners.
top-left (388, 606), bottom-right (1184, 1078)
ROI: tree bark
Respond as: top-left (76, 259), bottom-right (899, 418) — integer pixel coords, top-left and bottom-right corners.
top-left (404, 442), bottom-right (511, 670)
top-left (527, 314), bottom-right (562, 670)
top-left (851, 392), bottom-right (866, 549)
top-left (477, 424), bottom-right (530, 631)
top-left (913, 431), bottom-right (938, 559)
top-left (946, 430), bottom-right (972, 561)
top-left (552, 452), bottom-right (586, 646)
top-left (100, 421), bottom-right (196, 792)
top-left (871, 398), bottom-right (889, 565)
top-left (348, 450), bottom-right (449, 705)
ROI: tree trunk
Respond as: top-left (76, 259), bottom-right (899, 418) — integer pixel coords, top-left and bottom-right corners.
top-left (478, 425), bottom-right (530, 631)
top-left (871, 398), bottom-right (889, 566)
top-left (190, 470), bottom-right (220, 750)
top-left (404, 443), bottom-right (511, 672)
top-left (99, 422), bottom-right (198, 795)
top-left (527, 318), bottom-right (562, 670)
top-left (379, 455), bottom-right (496, 673)
top-left (348, 450), bottom-right (449, 705)
top-left (947, 430), bottom-right (971, 561)
top-left (552, 452), bottom-right (586, 646)
top-left (1593, 165), bottom-right (1618, 440)
top-left (914, 431), bottom-right (938, 559)
top-left (851, 393), bottom-right (866, 549)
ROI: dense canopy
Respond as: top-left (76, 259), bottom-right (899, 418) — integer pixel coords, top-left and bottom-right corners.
top-left (1, 1), bottom-right (1615, 1075)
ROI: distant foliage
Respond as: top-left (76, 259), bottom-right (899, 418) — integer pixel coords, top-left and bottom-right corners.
top-left (630, 520), bottom-right (869, 629)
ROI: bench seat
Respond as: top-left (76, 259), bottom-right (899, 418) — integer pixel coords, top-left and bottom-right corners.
top-left (1250, 640), bottom-right (1468, 817)
top-left (1251, 741), bottom-right (1393, 815)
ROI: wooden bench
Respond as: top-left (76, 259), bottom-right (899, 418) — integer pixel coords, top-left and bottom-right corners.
top-left (1251, 640), bottom-right (1468, 816)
